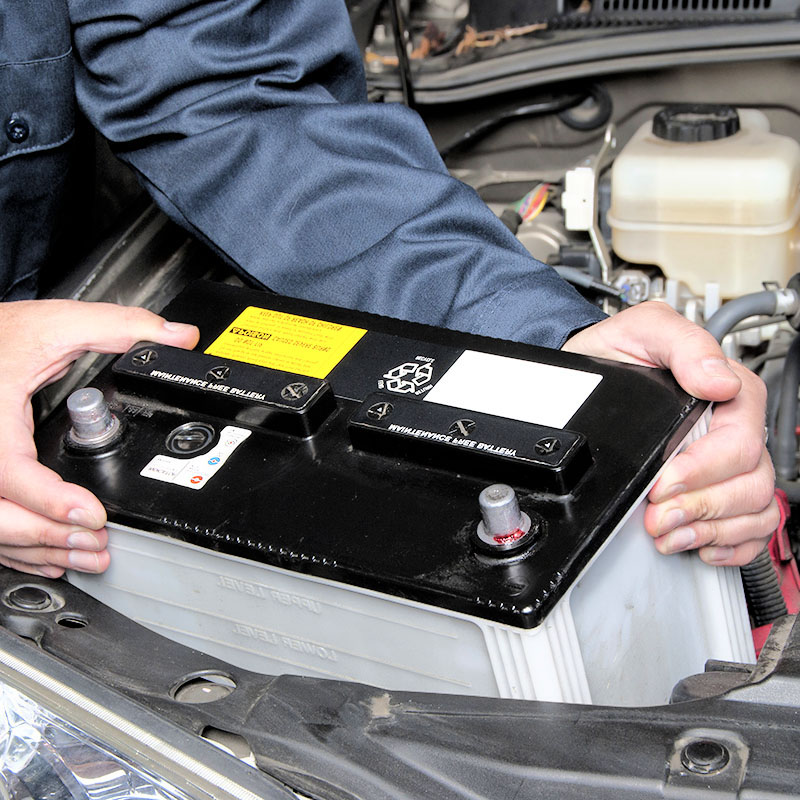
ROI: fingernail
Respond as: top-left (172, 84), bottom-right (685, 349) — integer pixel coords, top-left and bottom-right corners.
top-left (701, 357), bottom-right (736, 380)
top-left (656, 482), bottom-right (686, 502)
top-left (708, 546), bottom-right (735, 564)
top-left (163, 321), bottom-right (196, 333)
top-left (664, 526), bottom-right (696, 553)
top-left (660, 507), bottom-right (686, 534)
top-left (67, 550), bottom-right (102, 572)
top-left (67, 531), bottom-right (101, 550)
top-left (36, 566), bottom-right (65, 579)
top-left (67, 508), bottom-right (101, 530)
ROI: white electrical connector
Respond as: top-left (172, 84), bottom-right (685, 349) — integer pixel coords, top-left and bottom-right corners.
top-left (561, 166), bottom-right (595, 231)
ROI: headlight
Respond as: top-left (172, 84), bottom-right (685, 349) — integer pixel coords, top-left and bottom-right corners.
top-left (0, 682), bottom-right (191, 800)
top-left (0, 626), bottom-right (289, 800)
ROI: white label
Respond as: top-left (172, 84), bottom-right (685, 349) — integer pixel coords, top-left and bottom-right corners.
top-left (140, 426), bottom-right (251, 490)
top-left (423, 350), bottom-right (602, 429)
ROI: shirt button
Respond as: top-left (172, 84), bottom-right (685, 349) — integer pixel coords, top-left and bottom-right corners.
top-left (5, 116), bottom-right (30, 144)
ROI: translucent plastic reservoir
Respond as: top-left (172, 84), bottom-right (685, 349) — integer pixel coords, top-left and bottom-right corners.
top-left (608, 108), bottom-right (800, 297)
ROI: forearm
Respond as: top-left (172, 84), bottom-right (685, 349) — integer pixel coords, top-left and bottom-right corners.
top-left (68, 0), bottom-right (605, 348)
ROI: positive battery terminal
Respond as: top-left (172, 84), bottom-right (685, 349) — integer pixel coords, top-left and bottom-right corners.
top-left (476, 483), bottom-right (535, 553)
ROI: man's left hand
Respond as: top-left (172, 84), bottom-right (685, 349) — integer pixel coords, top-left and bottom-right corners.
top-left (563, 301), bottom-right (779, 567)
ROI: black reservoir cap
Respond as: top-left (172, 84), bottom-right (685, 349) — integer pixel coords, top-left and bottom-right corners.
top-left (349, 391), bottom-right (592, 494)
top-left (653, 104), bottom-right (740, 143)
top-left (113, 342), bottom-right (335, 436)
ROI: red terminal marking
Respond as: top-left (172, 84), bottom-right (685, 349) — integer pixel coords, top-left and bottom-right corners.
top-left (493, 529), bottom-right (526, 545)
top-left (190, 475), bottom-right (204, 484)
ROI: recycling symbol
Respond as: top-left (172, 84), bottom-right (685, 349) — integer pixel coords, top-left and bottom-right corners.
top-left (382, 361), bottom-right (434, 394)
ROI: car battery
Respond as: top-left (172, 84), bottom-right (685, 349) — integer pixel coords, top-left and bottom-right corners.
top-left (35, 280), bottom-right (755, 706)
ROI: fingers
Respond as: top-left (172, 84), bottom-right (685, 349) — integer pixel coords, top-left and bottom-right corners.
top-left (697, 537), bottom-right (774, 568)
top-left (563, 306), bottom-right (776, 566)
top-left (0, 497), bottom-right (109, 577)
top-left (0, 299), bottom-right (198, 576)
top-left (650, 366), bottom-right (768, 503)
top-left (649, 452), bottom-right (775, 529)
top-left (0, 454), bottom-right (107, 530)
top-left (644, 359), bottom-right (775, 564)
top-left (646, 448), bottom-right (779, 564)
top-left (650, 498), bottom-right (778, 560)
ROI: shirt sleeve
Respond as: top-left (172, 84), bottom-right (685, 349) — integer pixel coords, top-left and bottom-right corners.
top-left (66, 0), bottom-right (606, 348)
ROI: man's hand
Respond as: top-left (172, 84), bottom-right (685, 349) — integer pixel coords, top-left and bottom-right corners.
top-left (563, 301), bottom-right (779, 567)
top-left (0, 300), bottom-right (199, 578)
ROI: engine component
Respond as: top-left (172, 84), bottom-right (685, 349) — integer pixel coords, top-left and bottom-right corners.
top-left (608, 106), bottom-right (800, 298)
top-left (35, 281), bottom-right (755, 706)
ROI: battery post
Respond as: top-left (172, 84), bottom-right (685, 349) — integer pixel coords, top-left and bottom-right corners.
top-left (475, 483), bottom-right (537, 555)
top-left (65, 387), bottom-right (123, 452)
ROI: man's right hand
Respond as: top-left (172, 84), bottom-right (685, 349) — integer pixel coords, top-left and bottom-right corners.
top-left (0, 300), bottom-right (199, 578)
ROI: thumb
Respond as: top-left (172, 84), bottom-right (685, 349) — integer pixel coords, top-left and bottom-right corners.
top-left (564, 302), bottom-right (741, 402)
top-left (638, 311), bottom-right (741, 402)
top-left (61, 301), bottom-right (200, 355)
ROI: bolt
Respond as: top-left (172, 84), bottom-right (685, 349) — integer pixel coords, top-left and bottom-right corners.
top-left (448, 419), bottom-right (476, 437)
top-left (206, 365), bottom-right (231, 382)
top-left (680, 740), bottom-right (730, 775)
top-left (367, 401), bottom-right (393, 421)
top-left (281, 382), bottom-right (309, 401)
top-left (132, 348), bottom-right (159, 366)
top-left (534, 436), bottom-right (561, 456)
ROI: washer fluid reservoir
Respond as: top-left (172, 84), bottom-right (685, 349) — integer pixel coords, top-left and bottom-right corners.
top-left (608, 105), bottom-right (800, 297)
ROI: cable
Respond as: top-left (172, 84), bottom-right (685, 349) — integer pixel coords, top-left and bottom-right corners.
top-left (553, 266), bottom-right (622, 298)
top-left (439, 92), bottom-right (588, 159)
top-left (387, 0), bottom-right (416, 109)
top-left (741, 548), bottom-right (788, 627)
top-left (773, 332), bottom-right (800, 481)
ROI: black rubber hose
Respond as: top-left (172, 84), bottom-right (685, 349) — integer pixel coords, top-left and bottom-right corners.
top-left (774, 332), bottom-right (800, 481)
top-left (438, 92), bottom-right (587, 159)
top-left (777, 476), bottom-right (800, 502)
top-left (740, 548), bottom-right (788, 627)
top-left (705, 290), bottom-right (792, 622)
top-left (704, 290), bottom-right (779, 343)
top-left (388, 0), bottom-right (415, 109)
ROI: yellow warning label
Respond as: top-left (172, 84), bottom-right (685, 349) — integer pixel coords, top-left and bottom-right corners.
top-left (204, 306), bottom-right (366, 379)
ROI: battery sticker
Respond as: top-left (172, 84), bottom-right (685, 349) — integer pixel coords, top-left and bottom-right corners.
top-left (204, 306), bottom-right (366, 379)
top-left (423, 350), bottom-right (602, 429)
top-left (140, 426), bottom-right (251, 490)
top-left (378, 356), bottom-right (436, 396)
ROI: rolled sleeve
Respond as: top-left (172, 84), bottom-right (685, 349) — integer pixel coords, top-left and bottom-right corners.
top-left (68, 0), bottom-right (606, 347)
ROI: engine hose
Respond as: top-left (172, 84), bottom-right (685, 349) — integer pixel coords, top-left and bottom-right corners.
top-left (740, 548), bottom-right (788, 627)
top-left (704, 290), bottom-right (781, 343)
top-left (438, 92), bottom-right (587, 159)
top-left (776, 476), bottom-right (800, 503)
top-left (773, 332), bottom-right (800, 481)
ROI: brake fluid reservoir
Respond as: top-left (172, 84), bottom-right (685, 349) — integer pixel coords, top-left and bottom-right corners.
top-left (608, 105), bottom-right (800, 297)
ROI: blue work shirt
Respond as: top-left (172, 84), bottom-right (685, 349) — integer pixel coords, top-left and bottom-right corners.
top-left (1, 0), bottom-right (606, 347)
